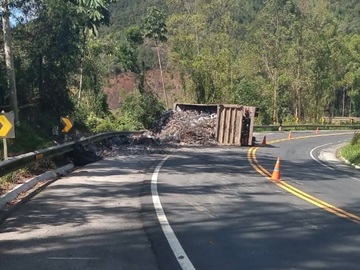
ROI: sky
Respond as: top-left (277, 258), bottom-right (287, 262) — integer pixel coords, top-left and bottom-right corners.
top-left (9, 8), bottom-right (23, 26)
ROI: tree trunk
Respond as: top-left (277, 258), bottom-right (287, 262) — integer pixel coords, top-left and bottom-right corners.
top-left (342, 87), bottom-right (345, 117)
top-left (272, 69), bottom-right (278, 124)
top-left (78, 63), bottom-right (83, 103)
top-left (156, 43), bottom-right (168, 108)
top-left (2, 0), bottom-right (19, 124)
top-left (273, 79), bottom-right (278, 123)
top-left (78, 29), bottom-right (86, 104)
top-left (138, 60), bottom-right (145, 94)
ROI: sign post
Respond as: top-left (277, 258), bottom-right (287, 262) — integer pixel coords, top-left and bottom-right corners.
top-left (2, 138), bottom-right (7, 160)
top-left (0, 111), bottom-right (15, 160)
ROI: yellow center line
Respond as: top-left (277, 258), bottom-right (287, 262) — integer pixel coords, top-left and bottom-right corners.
top-left (248, 132), bottom-right (360, 224)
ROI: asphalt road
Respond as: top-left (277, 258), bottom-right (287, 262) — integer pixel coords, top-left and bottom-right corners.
top-left (0, 131), bottom-right (359, 270)
top-left (0, 155), bottom-right (162, 270)
top-left (147, 131), bottom-right (360, 270)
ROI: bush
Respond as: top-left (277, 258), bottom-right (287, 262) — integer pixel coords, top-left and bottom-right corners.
top-left (341, 132), bottom-right (360, 166)
top-left (116, 114), bottom-right (144, 131)
top-left (120, 91), bottom-right (165, 130)
top-left (80, 90), bottom-right (166, 133)
top-left (0, 121), bottom-right (52, 158)
top-left (86, 113), bottom-right (117, 133)
top-left (351, 132), bottom-right (360, 145)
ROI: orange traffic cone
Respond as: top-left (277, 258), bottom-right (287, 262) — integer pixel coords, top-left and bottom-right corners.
top-left (288, 131), bottom-right (292, 139)
top-left (271, 157), bottom-right (281, 181)
top-left (261, 136), bottom-right (267, 145)
top-left (316, 127), bottom-right (319, 134)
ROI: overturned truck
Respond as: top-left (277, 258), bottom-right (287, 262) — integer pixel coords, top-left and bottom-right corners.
top-left (174, 103), bottom-right (258, 146)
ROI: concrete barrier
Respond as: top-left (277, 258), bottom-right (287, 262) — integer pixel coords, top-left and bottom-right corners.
top-left (0, 163), bottom-right (74, 209)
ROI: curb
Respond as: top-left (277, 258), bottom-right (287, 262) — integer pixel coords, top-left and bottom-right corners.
top-left (340, 156), bottom-right (360, 170)
top-left (0, 163), bottom-right (74, 210)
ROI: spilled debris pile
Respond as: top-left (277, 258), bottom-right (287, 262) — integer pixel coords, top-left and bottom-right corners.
top-left (70, 109), bottom-right (219, 159)
top-left (152, 110), bottom-right (218, 146)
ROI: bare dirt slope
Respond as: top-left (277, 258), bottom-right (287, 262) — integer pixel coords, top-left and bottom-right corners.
top-left (104, 70), bottom-right (188, 110)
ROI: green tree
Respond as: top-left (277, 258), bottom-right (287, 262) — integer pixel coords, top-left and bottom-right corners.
top-left (1, 0), bottom-right (19, 123)
top-left (124, 26), bottom-right (145, 92)
top-left (68, 0), bottom-right (117, 104)
top-left (301, 1), bottom-right (337, 121)
top-left (18, 0), bottom-right (81, 118)
top-left (69, 0), bottom-right (116, 35)
top-left (142, 6), bottom-right (169, 107)
top-left (331, 34), bottom-right (360, 117)
top-left (166, 0), bottom-right (240, 104)
top-left (346, 35), bottom-right (360, 116)
top-left (9, 0), bottom-right (116, 127)
top-left (246, 0), bottom-right (297, 123)
top-left (120, 91), bottom-right (165, 129)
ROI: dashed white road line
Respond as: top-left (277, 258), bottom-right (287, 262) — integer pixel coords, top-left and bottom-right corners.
top-left (310, 143), bottom-right (335, 171)
top-left (151, 156), bottom-right (196, 270)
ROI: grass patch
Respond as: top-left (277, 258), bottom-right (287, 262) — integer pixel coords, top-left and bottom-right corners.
top-left (0, 121), bottom-right (53, 159)
top-left (0, 121), bottom-right (61, 193)
top-left (0, 159), bottom-right (59, 195)
top-left (341, 132), bottom-right (360, 166)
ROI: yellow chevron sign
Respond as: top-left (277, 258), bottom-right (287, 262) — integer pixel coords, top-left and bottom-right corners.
top-left (61, 117), bottom-right (73, 133)
top-left (0, 112), bottom-right (15, 138)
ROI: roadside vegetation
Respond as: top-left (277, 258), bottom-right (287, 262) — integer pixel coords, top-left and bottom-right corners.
top-left (1, 1), bottom-right (360, 149)
top-left (1, 0), bottom-right (360, 179)
top-left (341, 132), bottom-right (360, 166)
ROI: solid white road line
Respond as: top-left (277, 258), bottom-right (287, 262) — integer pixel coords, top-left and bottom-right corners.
top-left (310, 143), bottom-right (335, 171)
top-left (310, 142), bottom-right (360, 183)
top-left (47, 257), bottom-right (100, 260)
top-left (151, 156), bottom-right (196, 270)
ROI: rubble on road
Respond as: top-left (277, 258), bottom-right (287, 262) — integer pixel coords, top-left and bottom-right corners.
top-left (0, 109), bottom-right (221, 198)
top-left (77, 109), bottom-right (219, 158)
top-left (151, 110), bottom-right (218, 146)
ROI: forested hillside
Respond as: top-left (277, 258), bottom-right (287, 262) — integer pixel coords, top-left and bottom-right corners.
top-left (102, 0), bottom-right (360, 124)
top-left (108, 0), bottom-right (166, 30)
top-left (1, 0), bottom-right (360, 145)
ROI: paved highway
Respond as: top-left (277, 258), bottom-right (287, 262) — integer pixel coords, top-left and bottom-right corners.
top-left (0, 155), bottom-right (161, 270)
top-left (0, 131), bottom-right (359, 270)
top-left (147, 131), bottom-right (360, 270)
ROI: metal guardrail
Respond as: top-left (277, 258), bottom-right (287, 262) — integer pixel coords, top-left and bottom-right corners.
top-left (0, 131), bottom-right (144, 178)
top-left (254, 124), bottom-right (360, 131)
